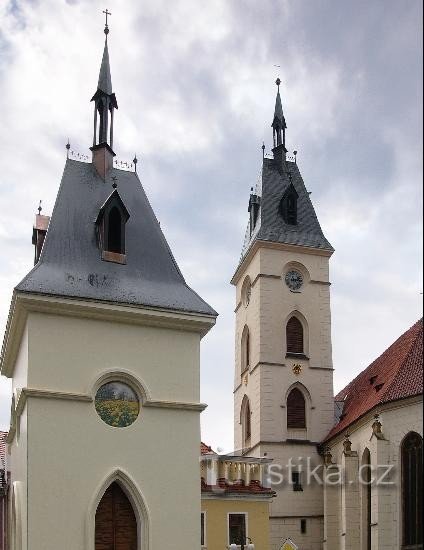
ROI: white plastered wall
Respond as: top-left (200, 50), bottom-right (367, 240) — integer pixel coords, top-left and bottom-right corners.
top-left (233, 244), bottom-right (335, 550)
top-left (325, 397), bottom-right (423, 550)
top-left (8, 306), bottom-right (209, 550)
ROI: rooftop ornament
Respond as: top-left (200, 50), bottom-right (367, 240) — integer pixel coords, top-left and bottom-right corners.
top-left (103, 8), bottom-right (111, 35)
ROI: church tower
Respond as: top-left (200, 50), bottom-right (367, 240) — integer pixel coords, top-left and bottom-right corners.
top-left (1, 19), bottom-right (216, 550)
top-left (232, 80), bottom-right (335, 550)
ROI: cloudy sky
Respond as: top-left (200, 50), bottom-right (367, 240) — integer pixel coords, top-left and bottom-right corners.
top-left (0, 0), bottom-right (422, 451)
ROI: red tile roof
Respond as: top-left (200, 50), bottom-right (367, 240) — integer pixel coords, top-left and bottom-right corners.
top-left (325, 319), bottom-right (423, 442)
top-left (200, 442), bottom-right (215, 455)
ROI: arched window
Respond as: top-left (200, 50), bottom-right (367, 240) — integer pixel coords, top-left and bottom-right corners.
top-left (95, 482), bottom-right (137, 549)
top-left (241, 396), bottom-right (252, 449)
top-left (401, 432), bottom-right (423, 548)
top-left (95, 190), bottom-right (130, 264)
top-left (241, 326), bottom-right (250, 373)
top-left (107, 207), bottom-right (123, 253)
top-left (286, 316), bottom-right (304, 355)
top-left (361, 448), bottom-right (371, 550)
top-left (287, 388), bottom-right (306, 429)
top-left (280, 184), bottom-right (299, 225)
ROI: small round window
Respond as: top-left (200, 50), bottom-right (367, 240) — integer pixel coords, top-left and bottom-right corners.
top-left (95, 381), bottom-right (140, 428)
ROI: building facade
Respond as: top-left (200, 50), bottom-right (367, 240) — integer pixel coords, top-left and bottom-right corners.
top-left (231, 81), bottom-right (423, 550)
top-left (200, 443), bottom-right (274, 550)
top-left (232, 81), bottom-right (335, 549)
top-left (0, 22), bottom-right (216, 550)
top-left (322, 319), bottom-right (423, 550)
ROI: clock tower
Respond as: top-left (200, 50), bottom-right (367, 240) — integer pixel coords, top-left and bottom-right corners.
top-left (232, 81), bottom-right (335, 549)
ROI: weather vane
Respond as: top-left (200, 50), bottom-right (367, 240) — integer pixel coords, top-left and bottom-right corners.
top-left (37, 200), bottom-right (42, 215)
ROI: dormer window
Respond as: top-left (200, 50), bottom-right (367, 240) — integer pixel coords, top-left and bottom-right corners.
top-left (280, 183), bottom-right (298, 225)
top-left (95, 189), bottom-right (130, 264)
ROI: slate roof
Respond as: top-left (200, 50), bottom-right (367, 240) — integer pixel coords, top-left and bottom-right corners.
top-left (241, 157), bottom-right (333, 258)
top-left (324, 318), bottom-right (423, 442)
top-left (17, 160), bottom-right (216, 316)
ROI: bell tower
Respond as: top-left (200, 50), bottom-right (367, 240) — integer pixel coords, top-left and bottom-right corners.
top-left (232, 81), bottom-right (335, 549)
top-left (1, 16), bottom-right (216, 550)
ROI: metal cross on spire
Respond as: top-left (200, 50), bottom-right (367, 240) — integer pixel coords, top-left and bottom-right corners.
top-left (103, 9), bottom-right (111, 34)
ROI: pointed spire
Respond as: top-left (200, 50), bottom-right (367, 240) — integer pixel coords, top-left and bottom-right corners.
top-left (271, 78), bottom-right (287, 158)
top-left (97, 40), bottom-right (113, 95)
top-left (90, 11), bottom-right (118, 179)
top-left (273, 78), bottom-right (284, 123)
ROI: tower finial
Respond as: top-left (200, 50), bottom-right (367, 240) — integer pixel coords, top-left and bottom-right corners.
top-left (103, 9), bottom-right (111, 36)
top-left (37, 200), bottom-right (42, 215)
top-left (90, 10), bottom-right (118, 179)
top-left (271, 78), bottom-right (287, 157)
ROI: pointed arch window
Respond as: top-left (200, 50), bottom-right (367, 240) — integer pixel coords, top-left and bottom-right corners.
top-left (95, 189), bottom-right (130, 264)
top-left (241, 396), bottom-right (252, 450)
top-left (287, 388), bottom-right (306, 429)
top-left (241, 325), bottom-right (251, 373)
top-left (401, 432), bottom-right (423, 548)
top-left (361, 448), bottom-right (372, 550)
top-left (280, 183), bottom-right (299, 225)
top-left (286, 316), bottom-right (304, 355)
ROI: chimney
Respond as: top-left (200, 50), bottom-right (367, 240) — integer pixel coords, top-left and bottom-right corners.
top-left (32, 213), bottom-right (50, 265)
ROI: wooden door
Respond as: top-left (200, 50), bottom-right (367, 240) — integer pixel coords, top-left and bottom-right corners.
top-left (95, 482), bottom-right (138, 550)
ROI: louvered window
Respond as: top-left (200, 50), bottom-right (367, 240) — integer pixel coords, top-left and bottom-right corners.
top-left (287, 388), bottom-right (306, 429)
top-left (402, 432), bottom-right (423, 548)
top-left (286, 317), bottom-right (304, 354)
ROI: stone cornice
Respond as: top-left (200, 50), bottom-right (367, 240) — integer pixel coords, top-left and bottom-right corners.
top-left (1, 291), bottom-right (216, 377)
top-left (6, 387), bottom-right (207, 444)
top-left (231, 240), bottom-right (333, 286)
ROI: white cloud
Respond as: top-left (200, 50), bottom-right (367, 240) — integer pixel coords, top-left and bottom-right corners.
top-left (0, 0), bottom-right (422, 447)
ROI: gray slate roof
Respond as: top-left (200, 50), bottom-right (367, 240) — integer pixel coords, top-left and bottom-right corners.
top-left (17, 160), bottom-right (216, 316)
top-left (241, 157), bottom-right (333, 258)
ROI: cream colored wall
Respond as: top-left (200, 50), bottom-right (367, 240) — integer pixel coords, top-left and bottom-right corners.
top-left (9, 324), bottom-right (29, 550)
top-left (201, 498), bottom-right (271, 550)
top-left (233, 244), bottom-right (334, 550)
top-left (325, 397), bottom-right (423, 550)
top-left (27, 312), bottom-right (200, 403)
top-left (234, 246), bottom-right (334, 448)
top-left (9, 305), bottom-right (210, 550)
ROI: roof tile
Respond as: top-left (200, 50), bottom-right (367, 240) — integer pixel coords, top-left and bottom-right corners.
top-left (324, 319), bottom-right (423, 441)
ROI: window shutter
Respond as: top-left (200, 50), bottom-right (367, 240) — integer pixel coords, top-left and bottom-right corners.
top-left (287, 388), bottom-right (306, 429)
top-left (287, 317), bottom-right (304, 354)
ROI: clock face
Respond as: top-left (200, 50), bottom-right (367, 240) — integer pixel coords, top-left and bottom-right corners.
top-left (285, 270), bottom-right (303, 291)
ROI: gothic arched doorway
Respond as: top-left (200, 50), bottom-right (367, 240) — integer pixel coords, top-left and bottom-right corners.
top-left (95, 482), bottom-right (138, 550)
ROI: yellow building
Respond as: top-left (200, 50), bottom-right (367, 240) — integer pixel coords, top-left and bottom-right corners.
top-left (201, 443), bottom-right (274, 549)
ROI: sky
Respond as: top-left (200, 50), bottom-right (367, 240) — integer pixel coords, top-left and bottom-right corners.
top-left (0, 0), bottom-right (422, 452)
